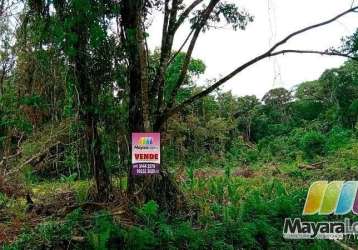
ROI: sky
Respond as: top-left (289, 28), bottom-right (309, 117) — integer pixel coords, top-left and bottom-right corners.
top-left (147, 0), bottom-right (358, 98)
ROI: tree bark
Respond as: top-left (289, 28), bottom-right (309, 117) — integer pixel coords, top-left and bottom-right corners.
top-left (73, 17), bottom-right (111, 202)
top-left (121, 0), bottom-right (187, 214)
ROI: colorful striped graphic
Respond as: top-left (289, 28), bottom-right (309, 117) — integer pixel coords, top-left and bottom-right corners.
top-left (320, 181), bottom-right (343, 215)
top-left (138, 137), bottom-right (153, 145)
top-left (303, 181), bottom-right (358, 215)
top-left (336, 181), bottom-right (358, 215)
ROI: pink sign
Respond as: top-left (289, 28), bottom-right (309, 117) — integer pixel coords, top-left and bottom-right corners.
top-left (131, 132), bottom-right (160, 175)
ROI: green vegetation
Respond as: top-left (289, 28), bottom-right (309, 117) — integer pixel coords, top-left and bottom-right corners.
top-left (1, 0), bottom-right (358, 249)
top-left (3, 59), bottom-right (358, 248)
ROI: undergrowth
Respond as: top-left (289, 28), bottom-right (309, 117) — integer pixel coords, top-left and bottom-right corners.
top-left (3, 177), bottom-right (342, 250)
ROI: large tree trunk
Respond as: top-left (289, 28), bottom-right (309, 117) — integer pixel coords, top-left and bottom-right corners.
top-left (121, 0), bottom-right (187, 214)
top-left (73, 18), bottom-right (111, 202)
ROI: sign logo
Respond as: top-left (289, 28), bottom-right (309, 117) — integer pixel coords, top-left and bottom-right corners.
top-left (303, 181), bottom-right (358, 215)
top-left (138, 137), bottom-right (153, 145)
top-left (283, 181), bottom-right (358, 239)
top-left (131, 133), bottom-right (160, 175)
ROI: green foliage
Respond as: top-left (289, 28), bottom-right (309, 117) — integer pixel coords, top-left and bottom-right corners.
top-left (2, 2), bottom-right (358, 248)
top-left (341, 28), bottom-right (358, 56)
top-left (124, 227), bottom-right (157, 250)
top-left (190, 2), bottom-right (253, 32)
top-left (0, 191), bottom-right (9, 208)
top-left (75, 180), bottom-right (334, 250)
top-left (23, 165), bottom-right (39, 185)
top-left (0, 85), bottom-right (33, 136)
top-left (292, 100), bottom-right (324, 121)
top-left (299, 131), bottom-right (326, 159)
top-left (325, 126), bottom-right (352, 152)
top-left (323, 142), bottom-right (358, 179)
top-left (158, 51), bottom-right (206, 104)
top-left (262, 87), bottom-right (292, 106)
top-left (136, 200), bottom-right (159, 226)
top-left (258, 135), bottom-right (300, 162)
top-left (4, 209), bottom-right (84, 250)
top-left (226, 137), bottom-right (258, 164)
top-left (74, 180), bottom-right (90, 203)
top-left (87, 212), bottom-right (122, 250)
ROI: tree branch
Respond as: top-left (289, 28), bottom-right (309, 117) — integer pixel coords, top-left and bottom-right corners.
top-left (267, 5), bottom-right (358, 54)
top-left (173, 0), bottom-right (204, 32)
top-left (165, 0), bottom-right (220, 109)
top-left (168, 28), bottom-right (195, 65)
top-left (162, 0), bottom-right (170, 43)
top-left (165, 50), bottom-right (356, 121)
top-left (271, 49), bottom-right (358, 60)
top-left (151, 0), bottom-right (203, 108)
top-left (157, 6), bottom-right (358, 126)
top-left (151, 0), bottom-right (179, 121)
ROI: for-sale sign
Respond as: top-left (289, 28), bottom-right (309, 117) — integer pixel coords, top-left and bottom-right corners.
top-left (131, 132), bottom-right (160, 175)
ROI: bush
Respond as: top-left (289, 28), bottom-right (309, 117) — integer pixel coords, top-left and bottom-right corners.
top-left (4, 209), bottom-right (84, 250)
top-left (257, 135), bottom-right (301, 162)
top-left (226, 137), bottom-right (258, 165)
top-left (325, 126), bottom-right (352, 152)
top-left (87, 212), bottom-right (122, 250)
top-left (299, 131), bottom-right (326, 159)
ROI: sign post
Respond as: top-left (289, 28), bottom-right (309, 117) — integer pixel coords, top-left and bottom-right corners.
top-left (131, 132), bottom-right (160, 175)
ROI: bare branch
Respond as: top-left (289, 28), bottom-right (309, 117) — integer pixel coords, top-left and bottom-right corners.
top-left (151, 0), bottom-right (180, 119)
top-left (154, 0), bottom-right (220, 129)
top-left (157, 5), bottom-right (358, 126)
top-left (165, 0), bottom-right (220, 109)
top-left (168, 28), bottom-right (195, 65)
top-left (160, 0), bottom-right (170, 52)
top-left (165, 50), bottom-right (356, 121)
top-left (267, 5), bottom-right (358, 54)
top-left (152, 0), bottom-right (203, 103)
top-left (163, 53), bottom-right (269, 121)
top-left (271, 49), bottom-right (357, 60)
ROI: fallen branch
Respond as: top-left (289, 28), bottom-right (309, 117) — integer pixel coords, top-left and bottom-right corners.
top-left (0, 150), bottom-right (22, 166)
top-left (71, 236), bottom-right (85, 242)
top-left (299, 161), bottom-right (327, 170)
top-left (6, 141), bottom-right (62, 177)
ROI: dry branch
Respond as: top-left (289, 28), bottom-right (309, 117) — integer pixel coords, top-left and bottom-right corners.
top-left (6, 141), bottom-right (63, 177)
top-left (299, 161), bottom-right (326, 170)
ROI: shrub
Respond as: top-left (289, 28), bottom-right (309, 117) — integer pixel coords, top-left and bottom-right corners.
top-left (257, 135), bottom-right (301, 162)
top-left (299, 131), bottom-right (326, 159)
top-left (87, 212), bottom-right (122, 250)
top-left (325, 126), bottom-right (352, 152)
top-left (4, 209), bottom-right (84, 250)
top-left (226, 137), bottom-right (258, 165)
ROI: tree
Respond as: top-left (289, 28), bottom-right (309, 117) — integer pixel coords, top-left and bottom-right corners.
top-left (319, 61), bottom-right (358, 127)
top-left (69, 1), bottom-right (113, 201)
top-left (262, 88), bottom-right (292, 107)
top-left (234, 95), bottom-right (261, 142)
top-left (0, 0), bottom-right (15, 95)
top-left (342, 28), bottom-right (358, 56)
top-left (119, 0), bottom-right (358, 211)
top-left (9, 0), bottom-right (358, 207)
top-left (21, 0), bottom-right (118, 201)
